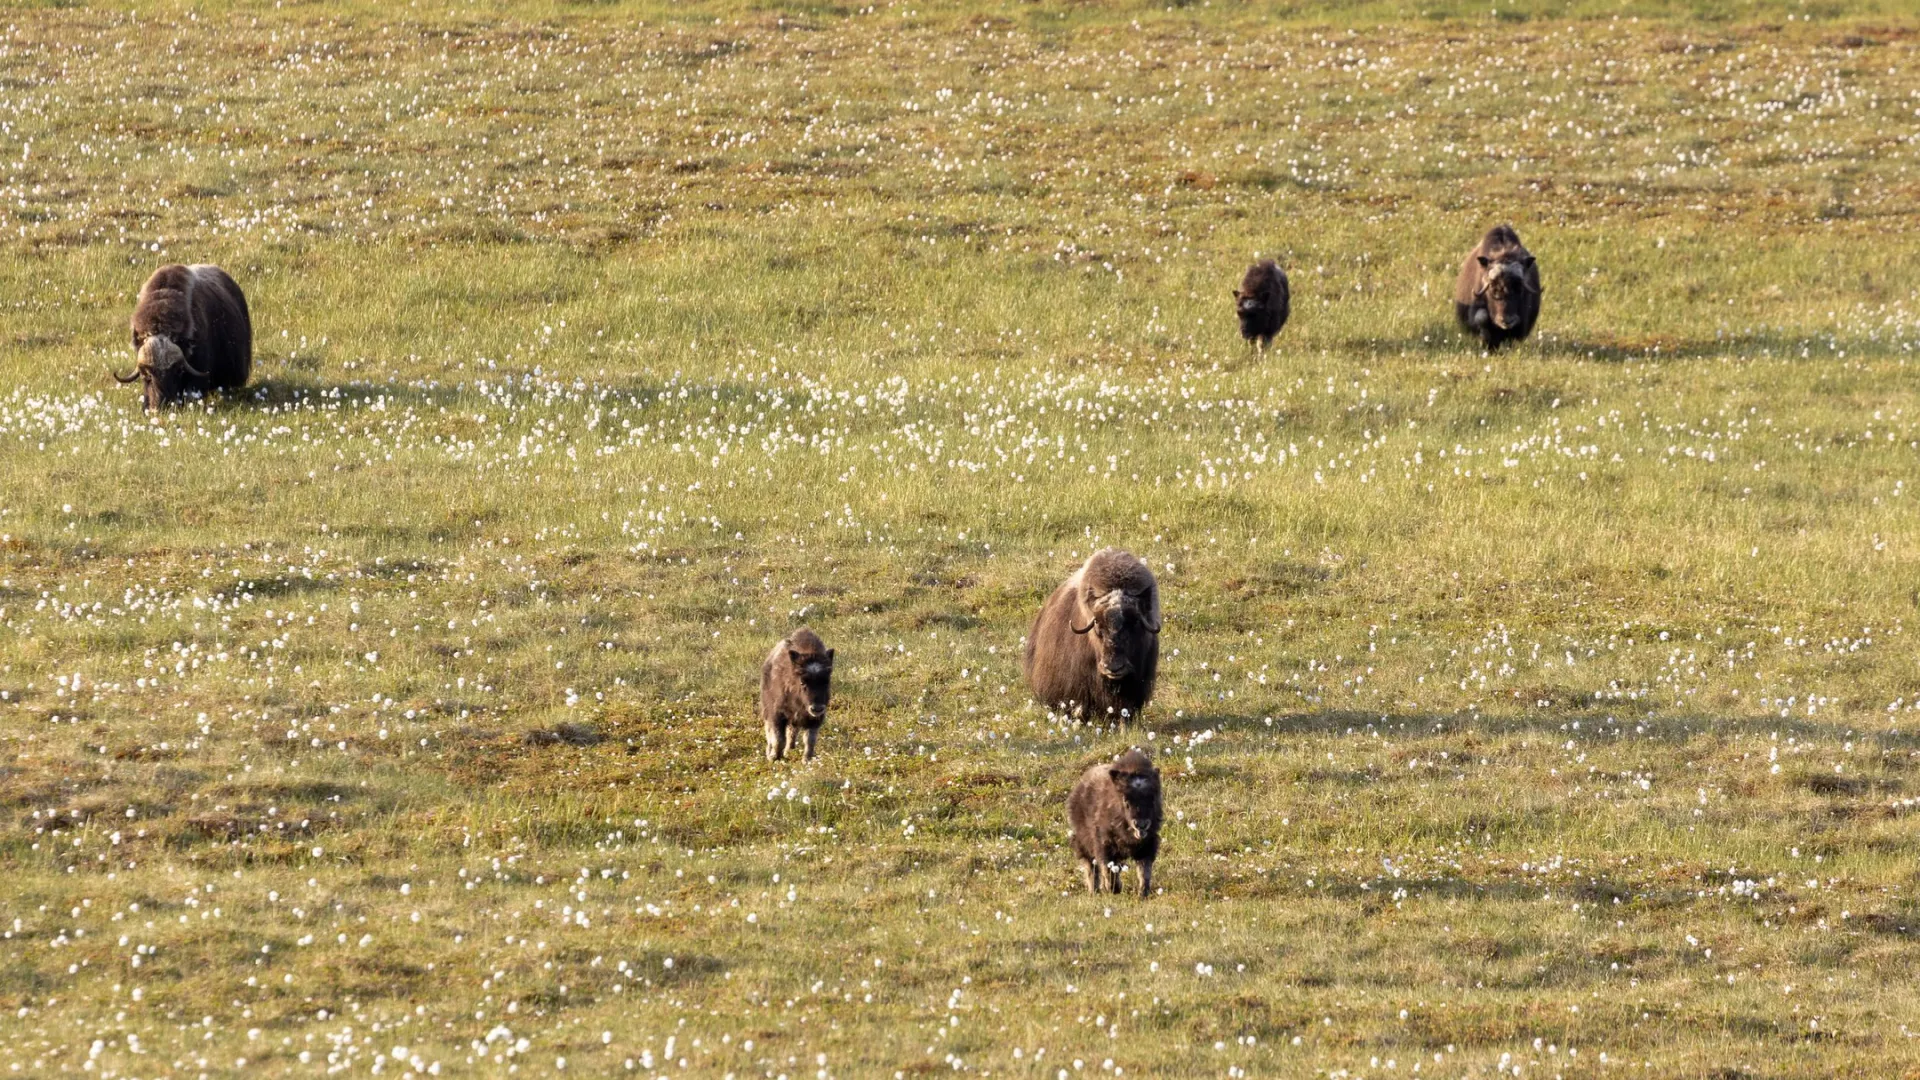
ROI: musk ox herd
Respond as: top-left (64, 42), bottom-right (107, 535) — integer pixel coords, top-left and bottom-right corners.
top-left (757, 549), bottom-right (1166, 895)
top-left (110, 224), bottom-right (1540, 409)
top-left (109, 225), bottom-right (1542, 896)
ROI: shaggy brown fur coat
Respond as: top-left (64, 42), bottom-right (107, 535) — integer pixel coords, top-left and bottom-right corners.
top-left (1232, 259), bottom-right (1290, 349)
top-left (1024, 549), bottom-right (1160, 722)
top-left (1067, 748), bottom-right (1163, 896)
top-left (122, 264), bottom-right (252, 409)
top-left (759, 628), bottom-right (834, 761)
top-left (1452, 225), bottom-right (1540, 351)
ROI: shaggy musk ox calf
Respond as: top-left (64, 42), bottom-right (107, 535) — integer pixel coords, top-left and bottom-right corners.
top-left (759, 628), bottom-right (834, 761)
top-left (1453, 225), bottom-right (1540, 351)
top-left (1024, 548), bottom-right (1160, 722)
top-left (1068, 748), bottom-right (1163, 897)
top-left (1232, 259), bottom-right (1290, 349)
top-left (116, 264), bottom-right (252, 410)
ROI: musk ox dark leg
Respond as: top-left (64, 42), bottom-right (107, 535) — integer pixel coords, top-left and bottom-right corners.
top-left (1082, 858), bottom-right (1101, 894)
top-left (802, 725), bottom-right (818, 762)
top-left (1467, 309), bottom-right (1499, 351)
top-left (1137, 859), bottom-right (1154, 898)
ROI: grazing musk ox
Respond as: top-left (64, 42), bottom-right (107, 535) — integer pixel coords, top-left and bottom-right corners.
top-left (1232, 259), bottom-right (1290, 349)
top-left (1024, 548), bottom-right (1160, 722)
top-left (759, 627), bottom-right (834, 761)
top-left (1453, 225), bottom-right (1540, 351)
top-left (115, 264), bottom-right (252, 410)
top-left (1067, 748), bottom-right (1163, 897)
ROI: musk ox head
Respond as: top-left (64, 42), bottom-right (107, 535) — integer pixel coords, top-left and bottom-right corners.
top-left (1475, 253), bottom-right (1538, 330)
top-left (1070, 581), bottom-right (1160, 683)
top-left (1232, 290), bottom-right (1268, 335)
top-left (787, 643), bottom-right (834, 720)
top-left (115, 331), bottom-right (207, 412)
top-left (1108, 749), bottom-right (1161, 839)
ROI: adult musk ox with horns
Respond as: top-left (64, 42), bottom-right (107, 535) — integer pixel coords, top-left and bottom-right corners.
top-left (1454, 225), bottom-right (1540, 351)
top-left (1232, 258), bottom-right (1290, 350)
top-left (116, 264), bottom-right (252, 410)
top-left (1024, 548), bottom-right (1160, 722)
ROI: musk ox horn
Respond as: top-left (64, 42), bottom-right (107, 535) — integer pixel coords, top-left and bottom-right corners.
top-left (1140, 611), bottom-right (1162, 634)
top-left (177, 354), bottom-right (209, 378)
top-left (1070, 614), bottom-right (1097, 635)
top-left (111, 367), bottom-right (142, 384)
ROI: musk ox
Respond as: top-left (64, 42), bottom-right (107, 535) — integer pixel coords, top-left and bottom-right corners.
top-left (1024, 548), bottom-right (1160, 722)
top-left (1068, 748), bottom-right (1163, 897)
top-left (115, 264), bottom-right (252, 410)
top-left (1453, 225), bottom-right (1540, 351)
top-left (760, 628), bottom-right (834, 761)
top-left (1232, 259), bottom-right (1290, 349)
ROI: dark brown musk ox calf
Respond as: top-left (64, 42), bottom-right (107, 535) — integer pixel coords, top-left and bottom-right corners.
top-left (759, 628), bottom-right (834, 761)
top-left (1453, 225), bottom-right (1541, 351)
top-left (115, 264), bottom-right (252, 411)
top-left (1068, 748), bottom-right (1163, 897)
top-left (1024, 548), bottom-right (1160, 723)
top-left (1232, 258), bottom-right (1290, 349)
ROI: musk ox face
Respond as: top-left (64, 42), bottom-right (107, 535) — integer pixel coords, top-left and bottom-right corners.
top-left (1109, 758), bottom-right (1160, 839)
top-left (1071, 588), bottom-right (1159, 682)
top-left (1233, 292), bottom-right (1267, 335)
top-left (1476, 255), bottom-right (1537, 330)
top-left (788, 647), bottom-right (834, 719)
top-left (118, 332), bottom-right (206, 411)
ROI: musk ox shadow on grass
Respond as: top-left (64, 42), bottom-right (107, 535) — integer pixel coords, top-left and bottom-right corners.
top-left (115, 264), bottom-right (252, 410)
top-left (1068, 748), bottom-right (1163, 897)
top-left (1232, 259), bottom-right (1290, 349)
top-left (760, 628), bottom-right (833, 761)
top-left (1024, 548), bottom-right (1160, 723)
top-left (1454, 225), bottom-right (1540, 351)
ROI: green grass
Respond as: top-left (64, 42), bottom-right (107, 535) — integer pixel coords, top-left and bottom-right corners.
top-left (3, 2), bottom-right (1919, 1077)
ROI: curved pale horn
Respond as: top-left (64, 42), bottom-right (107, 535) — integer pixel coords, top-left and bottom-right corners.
top-left (111, 367), bottom-right (142, 384)
top-left (177, 354), bottom-right (209, 378)
top-left (1069, 614), bottom-right (1096, 634)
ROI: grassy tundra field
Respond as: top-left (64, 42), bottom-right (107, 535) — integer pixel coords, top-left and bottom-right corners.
top-left (3, 0), bottom-right (1920, 1076)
